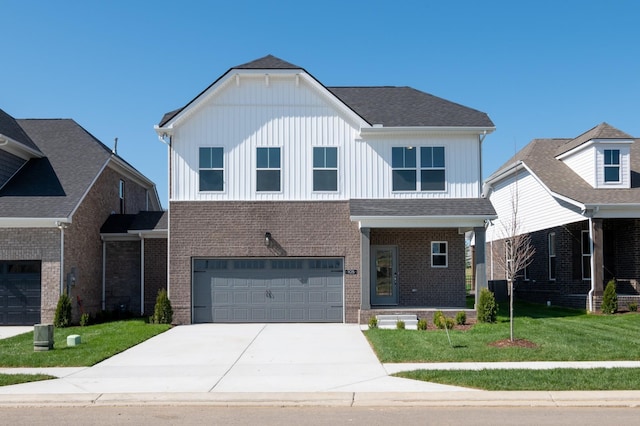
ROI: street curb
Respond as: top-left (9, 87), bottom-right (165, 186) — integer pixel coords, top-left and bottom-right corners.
top-left (0, 391), bottom-right (639, 408)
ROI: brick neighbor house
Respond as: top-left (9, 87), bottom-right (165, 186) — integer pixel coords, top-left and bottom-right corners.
top-left (484, 123), bottom-right (640, 311)
top-left (0, 108), bottom-right (166, 325)
top-left (154, 55), bottom-right (496, 325)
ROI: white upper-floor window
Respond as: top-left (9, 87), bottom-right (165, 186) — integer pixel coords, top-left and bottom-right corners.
top-left (603, 149), bottom-right (620, 183)
top-left (199, 147), bottom-right (224, 192)
top-left (313, 147), bottom-right (338, 191)
top-left (256, 147), bottom-right (281, 192)
top-left (392, 146), bottom-right (445, 192)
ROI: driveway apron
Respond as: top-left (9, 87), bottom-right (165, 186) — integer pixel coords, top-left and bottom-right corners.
top-left (0, 323), bottom-right (468, 394)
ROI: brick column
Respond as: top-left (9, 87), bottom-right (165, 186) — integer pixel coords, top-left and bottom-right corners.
top-left (360, 227), bottom-right (371, 310)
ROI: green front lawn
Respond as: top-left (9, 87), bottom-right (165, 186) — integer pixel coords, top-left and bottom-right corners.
top-left (0, 374), bottom-right (55, 387)
top-left (397, 368), bottom-right (640, 391)
top-left (0, 319), bottom-right (171, 368)
top-left (365, 301), bottom-right (640, 363)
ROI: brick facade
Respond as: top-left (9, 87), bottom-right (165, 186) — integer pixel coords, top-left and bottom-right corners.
top-left (371, 228), bottom-right (466, 307)
top-left (169, 201), bottom-right (361, 324)
top-left (143, 238), bottom-right (168, 315)
top-left (488, 218), bottom-right (640, 310)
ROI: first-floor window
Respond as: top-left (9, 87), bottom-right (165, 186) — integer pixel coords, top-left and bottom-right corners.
top-left (199, 147), bottom-right (224, 191)
top-left (582, 230), bottom-right (591, 280)
top-left (548, 232), bottom-right (556, 280)
top-left (257, 147), bottom-right (281, 192)
top-left (431, 241), bottom-right (448, 267)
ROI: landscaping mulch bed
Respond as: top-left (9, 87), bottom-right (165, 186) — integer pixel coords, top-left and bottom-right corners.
top-left (488, 338), bottom-right (538, 348)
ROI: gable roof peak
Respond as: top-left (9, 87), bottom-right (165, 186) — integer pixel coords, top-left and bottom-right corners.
top-left (234, 55), bottom-right (302, 70)
top-left (556, 122), bottom-right (634, 156)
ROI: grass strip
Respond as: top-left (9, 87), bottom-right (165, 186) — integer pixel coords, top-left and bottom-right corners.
top-left (0, 374), bottom-right (55, 387)
top-left (396, 368), bottom-right (640, 391)
top-left (0, 319), bottom-right (171, 367)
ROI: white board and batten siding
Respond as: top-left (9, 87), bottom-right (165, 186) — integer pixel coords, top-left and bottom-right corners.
top-left (170, 74), bottom-right (483, 202)
top-left (486, 169), bottom-right (584, 242)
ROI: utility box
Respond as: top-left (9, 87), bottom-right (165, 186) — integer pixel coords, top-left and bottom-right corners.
top-left (67, 334), bottom-right (81, 346)
top-left (33, 324), bottom-right (54, 351)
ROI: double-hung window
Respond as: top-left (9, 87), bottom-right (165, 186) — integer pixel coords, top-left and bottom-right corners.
top-left (431, 241), bottom-right (448, 268)
top-left (548, 232), bottom-right (556, 281)
top-left (199, 147), bottom-right (224, 192)
top-left (257, 147), bottom-right (281, 192)
top-left (604, 149), bottom-right (620, 183)
top-left (420, 147), bottom-right (445, 191)
top-left (313, 147), bottom-right (338, 191)
top-left (392, 147), bottom-right (416, 191)
top-left (581, 230), bottom-right (591, 280)
top-left (119, 179), bottom-right (125, 213)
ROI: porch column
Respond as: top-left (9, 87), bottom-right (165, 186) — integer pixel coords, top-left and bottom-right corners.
top-left (360, 227), bottom-right (371, 309)
top-left (474, 226), bottom-right (487, 309)
top-left (592, 218), bottom-right (604, 296)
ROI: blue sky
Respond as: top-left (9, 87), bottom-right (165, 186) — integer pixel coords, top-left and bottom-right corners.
top-left (3, 1), bottom-right (639, 207)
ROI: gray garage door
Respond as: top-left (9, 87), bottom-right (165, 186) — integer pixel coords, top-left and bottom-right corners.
top-left (0, 261), bottom-right (41, 325)
top-left (192, 258), bottom-right (344, 323)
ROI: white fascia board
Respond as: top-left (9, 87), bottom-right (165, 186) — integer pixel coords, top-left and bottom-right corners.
top-left (360, 126), bottom-right (495, 138)
top-left (129, 229), bottom-right (168, 239)
top-left (556, 138), bottom-right (634, 160)
top-left (351, 215), bottom-right (494, 229)
top-left (0, 134), bottom-right (45, 160)
top-left (587, 204), bottom-right (640, 219)
top-left (0, 217), bottom-right (71, 228)
top-left (107, 156), bottom-right (156, 191)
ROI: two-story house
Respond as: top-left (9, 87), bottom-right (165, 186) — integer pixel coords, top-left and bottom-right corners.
top-left (155, 55), bottom-right (496, 324)
top-left (484, 123), bottom-right (640, 311)
top-left (0, 107), bottom-right (165, 325)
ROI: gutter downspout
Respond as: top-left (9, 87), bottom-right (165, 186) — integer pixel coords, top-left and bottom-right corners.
top-left (139, 233), bottom-right (145, 316)
top-left (56, 222), bottom-right (68, 295)
top-left (157, 133), bottom-right (172, 300)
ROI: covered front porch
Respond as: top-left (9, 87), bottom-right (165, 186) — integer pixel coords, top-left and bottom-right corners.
top-left (349, 199), bottom-right (495, 324)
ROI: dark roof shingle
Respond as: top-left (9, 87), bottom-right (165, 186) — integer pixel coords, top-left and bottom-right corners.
top-left (350, 198), bottom-right (496, 217)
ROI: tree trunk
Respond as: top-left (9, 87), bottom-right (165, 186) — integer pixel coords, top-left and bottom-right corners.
top-left (509, 279), bottom-right (514, 342)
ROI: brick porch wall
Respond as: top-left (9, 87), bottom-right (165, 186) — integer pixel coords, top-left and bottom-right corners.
top-left (169, 201), bottom-right (361, 324)
top-left (371, 228), bottom-right (466, 308)
top-left (104, 241), bottom-right (141, 314)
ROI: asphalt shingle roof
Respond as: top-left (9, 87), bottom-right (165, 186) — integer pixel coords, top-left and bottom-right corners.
top-left (0, 108), bottom-right (40, 152)
top-left (350, 198), bottom-right (496, 217)
top-left (100, 211), bottom-right (167, 234)
top-left (159, 55), bottom-right (494, 129)
top-left (0, 119), bottom-right (113, 218)
top-left (489, 123), bottom-right (640, 206)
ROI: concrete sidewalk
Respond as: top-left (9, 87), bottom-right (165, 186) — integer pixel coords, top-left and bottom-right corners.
top-left (1, 324), bottom-right (639, 407)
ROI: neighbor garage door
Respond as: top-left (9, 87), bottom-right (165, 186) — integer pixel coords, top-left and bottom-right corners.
top-left (192, 258), bottom-right (344, 323)
top-left (0, 261), bottom-right (41, 325)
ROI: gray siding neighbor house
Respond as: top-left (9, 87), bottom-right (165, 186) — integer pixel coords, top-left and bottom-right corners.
top-left (155, 55), bottom-right (496, 325)
top-left (484, 123), bottom-right (640, 311)
top-left (0, 108), bottom-right (166, 325)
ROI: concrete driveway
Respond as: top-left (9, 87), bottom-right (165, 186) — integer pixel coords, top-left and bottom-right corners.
top-left (0, 323), bottom-right (468, 394)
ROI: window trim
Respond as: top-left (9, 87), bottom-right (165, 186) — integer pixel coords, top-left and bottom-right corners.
top-left (420, 146), bottom-right (446, 192)
top-left (312, 146), bottom-right (338, 192)
top-left (581, 230), bottom-right (591, 281)
top-left (391, 146), bottom-right (417, 191)
top-left (256, 147), bottom-right (282, 192)
top-left (603, 148), bottom-right (621, 183)
top-left (431, 241), bottom-right (448, 268)
top-left (548, 232), bottom-right (556, 281)
top-left (198, 147), bottom-right (225, 192)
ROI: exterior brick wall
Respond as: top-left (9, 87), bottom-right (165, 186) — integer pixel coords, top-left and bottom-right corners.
top-left (143, 238), bottom-right (168, 315)
top-left (169, 201), bottom-right (361, 324)
top-left (0, 228), bottom-right (60, 323)
top-left (58, 166), bottom-right (152, 321)
top-left (371, 228), bottom-right (466, 307)
top-left (104, 241), bottom-right (141, 314)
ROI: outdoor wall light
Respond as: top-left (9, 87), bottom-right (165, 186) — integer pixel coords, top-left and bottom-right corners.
top-left (265, 232), bottom-right (272, 247)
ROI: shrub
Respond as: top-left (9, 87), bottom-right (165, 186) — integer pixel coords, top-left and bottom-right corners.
top-left (477, 288), bottom-right (498, 323)
top-left (456, 311), bottom-right (466, 325)
top-left (54, 293), bottom-right (72, 328)
top-left (417, 318), bottom-right (428, 330)
top-left (368, 316), bottom-right (378, 329)
top-left (79, 313), bottom-right (90, 327)
top-left (152, 289), bottom-right (173, 324)
top-left (433, 311), bottom-right (445, 329)
top-left (396, 320), bottom-right (405, 329)
top-left (629, 301), bottom-right (638, 312)
top-left (601, 279), bottom-right (618, 315)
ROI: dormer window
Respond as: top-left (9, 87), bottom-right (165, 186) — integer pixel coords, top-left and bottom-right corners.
top-left (603, 149), bottom-right (620, 183)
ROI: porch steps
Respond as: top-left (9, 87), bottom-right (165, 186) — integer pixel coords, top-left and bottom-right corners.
top-left (376, 314), bottom-right (418, 330)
